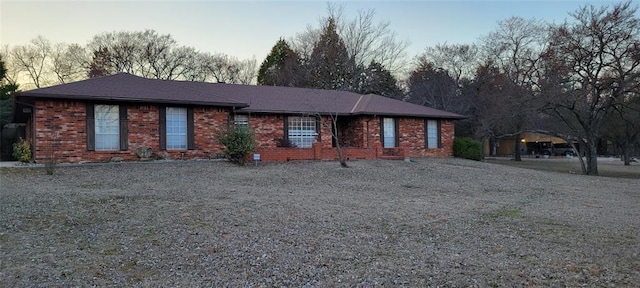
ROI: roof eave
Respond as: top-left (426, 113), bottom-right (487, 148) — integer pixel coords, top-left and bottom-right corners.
top-left (236, 108), bottom-right (352, 116)
top-left (16, 93), bottom-right (249, 108)
top-left (237, 109), bottom-right (466, 119)
top-left (351, 111), bottom-right (467, 119)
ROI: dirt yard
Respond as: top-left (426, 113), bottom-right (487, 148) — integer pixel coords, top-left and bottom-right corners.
top-left (1, 158), bottom-right (639, 287)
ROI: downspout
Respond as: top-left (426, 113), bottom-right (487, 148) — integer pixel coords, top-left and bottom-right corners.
top-left (228, 106), bottom-right (235, 128)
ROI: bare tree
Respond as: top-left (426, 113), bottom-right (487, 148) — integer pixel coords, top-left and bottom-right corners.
top-left (236, 57), bottom-right (258, 85)
top-left (407, 60), bottom-right (468, 113)
top-left (88, 30), bottom-right (195, 80)
top-left (420, 43), bottom-right (479, 85)
top-left (88, 31), bottom-right (138, 74)
top-left (135, 30), bottom-right (176, 78)
top-left (9, 36), bottom-right (53, 89)
top-left (541, 1), bottom-right (640, 175)
top-left (603, 96), bottom-right (640, 165)
top-left (183, 52), bottom-right (212, 82)
top-left (339, 7), bottom-right (410, 75)
top-left (289, 3), bottom-right (410, 77)
top-left (327, 113), bottom-right (348, 168)
top-left (0, 45), bottom-right (21, 86)
top-left (479, 17), bottom-right (547, 161)
top-left (409, 44), bottom-right (481, 137)
top-left (201, 53), bottom-right (239, 83)
top-left (51, 43), bottom-right (89, 83)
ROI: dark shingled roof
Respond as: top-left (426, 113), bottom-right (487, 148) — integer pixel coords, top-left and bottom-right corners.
top-left (17, 73), bottom-right (247, 107)
top-left (17, 73), bottom-right (464, 119)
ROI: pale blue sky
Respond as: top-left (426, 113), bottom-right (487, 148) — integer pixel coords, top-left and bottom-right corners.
top-left (0, 0), bottom-right (627, 62)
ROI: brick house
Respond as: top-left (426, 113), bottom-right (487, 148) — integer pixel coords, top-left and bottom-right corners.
top-left (12, 73), bottom-right (464, 163)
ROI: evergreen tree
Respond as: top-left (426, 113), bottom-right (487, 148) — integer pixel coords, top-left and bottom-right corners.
top-left (307, 17), bottom-right (355, 90)
top-left (87, 47), bottom-right (112, 78)
top-left (355, 61), bottom-right (402, 98)
top-left (257, 39), bottom-right (303, 86)
top-left (1, 55), bottom-right (19, 128)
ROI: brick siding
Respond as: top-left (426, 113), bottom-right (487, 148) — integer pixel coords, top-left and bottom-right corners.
top-left (32, 100), bottom-right (455, 163)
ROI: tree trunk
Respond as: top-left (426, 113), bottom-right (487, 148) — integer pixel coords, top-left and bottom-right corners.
top-left (336, 142), bottom-right (348, 168)
top-left (491, 138), bottom-right (497, 156)
top-left (623, 143), bottom-right (631, 166)
top-left (514, 133), bottom-right (522, 161)
top-left (585, 140), bottom-right (599, 176)
top-left (331, 116), bottom-right (348, 168)
top-left (572, 142), bottom-right (587, 174)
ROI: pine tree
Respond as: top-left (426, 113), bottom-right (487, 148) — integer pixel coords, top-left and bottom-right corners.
top-left (257, 39), bottom-right (303, 86)
top-left (355, 61), bottom-right (402, 98)
top-left (87, 47), bottom-right (112, 78)
top-left (307, 17), bottom-right (355, 90)
top-left (1, 55), bottom-right (19, 128)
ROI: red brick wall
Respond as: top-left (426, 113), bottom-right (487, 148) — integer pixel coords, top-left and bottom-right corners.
top-left (34, 100), bottom-right (87, 163)
top-left (32, 100), bottom-right (455, 163)
top-left (127, 104), bottom-right (159, 149)
top-left (399, 118), bottom-right (455, 158)
top-left (318, 115), bottom-right (334, 149)
top-left (33, 100), bottom-right (230, 163)
top-left (249, 114), bottom-right (285, 148)
top-left (191, 106), bottom-right (229, 158)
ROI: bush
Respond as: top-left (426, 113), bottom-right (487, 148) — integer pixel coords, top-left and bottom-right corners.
top-left (216, 127), bottom-right (256, 165)
top-left (453, 137), bottom-right (482, 161)
top-left (12, 137), bottom-right (31, 163)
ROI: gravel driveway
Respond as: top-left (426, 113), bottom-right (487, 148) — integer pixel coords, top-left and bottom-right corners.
top-left (1, 158), bottom-right (639, 287)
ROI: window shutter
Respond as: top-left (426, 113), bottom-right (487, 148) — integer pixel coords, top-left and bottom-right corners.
top-left (394, 118), bottom-right (400, 147)
top-left (158, 106), bottom-right (166, 150)
top-left (86, 104), bottom-right (95, 151)
top-left (424, 119), bottom-right (428, 148)
top-left (379, 117), bottom-right (384, 147)
top-left (119, 105), bottom-right (128, 150)
top-left (187, 107), bottom-right (195, 150)
top-left (437, 120), bottom-right (443, 148)
top-left (315, 116), bottom-right (321, 143)
top-left (283, 116), bottom-right (289, 143)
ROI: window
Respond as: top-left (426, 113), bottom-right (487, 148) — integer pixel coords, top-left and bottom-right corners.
top-left (382, 117), bottom-right (397, 148)
top-left (287, 116), bottom-right (317, 148)
top-left (95, 105), bottom-right (120, 150)
top-left (234, 115), bottom-right (249, 129)
top-left (426, 119), bottom-right (441, 149)
top-left (159, 106), bottom-right (194, 150)
top-left (166, 107), bottom-right (187, 149)
top-left (87, 104), bottom-right (127, 151)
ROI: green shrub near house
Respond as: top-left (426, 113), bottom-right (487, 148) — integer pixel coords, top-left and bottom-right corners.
top-left (453, 137), bottom-right (482, 161)
top-left (216, 127), bottom-right (256, 165)
top-left (12, 137), bottom-right (31, 163)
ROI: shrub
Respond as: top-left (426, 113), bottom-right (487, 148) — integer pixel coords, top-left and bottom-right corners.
top-left (453, 137), bottom-right (482, 161)
top-left (12, 137), bottom-right (31, 163)
top-left (216, 127), bottom-right (256, 165)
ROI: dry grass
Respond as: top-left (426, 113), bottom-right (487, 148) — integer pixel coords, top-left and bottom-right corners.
top-left (485, 156), bottom-right (640, 178)
top-left (1, 158), bottom-right (639, 286)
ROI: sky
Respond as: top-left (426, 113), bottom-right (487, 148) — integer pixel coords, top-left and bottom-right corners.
top-left (0, 0), bottom-right (629, 64)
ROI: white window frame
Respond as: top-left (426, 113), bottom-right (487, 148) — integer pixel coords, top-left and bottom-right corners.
top-left (95, 104), bottom-right (120, 150)
top-left (383, 117), bottom-right (396, 148)
top-left (288, 116), bottom-right (317, 148)
top-left (234, 115), bottom-right (249, 129)
top-left (426, 119), bottom-right (439, 149)
top-left (166, 107), bottom-right (187, 150)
